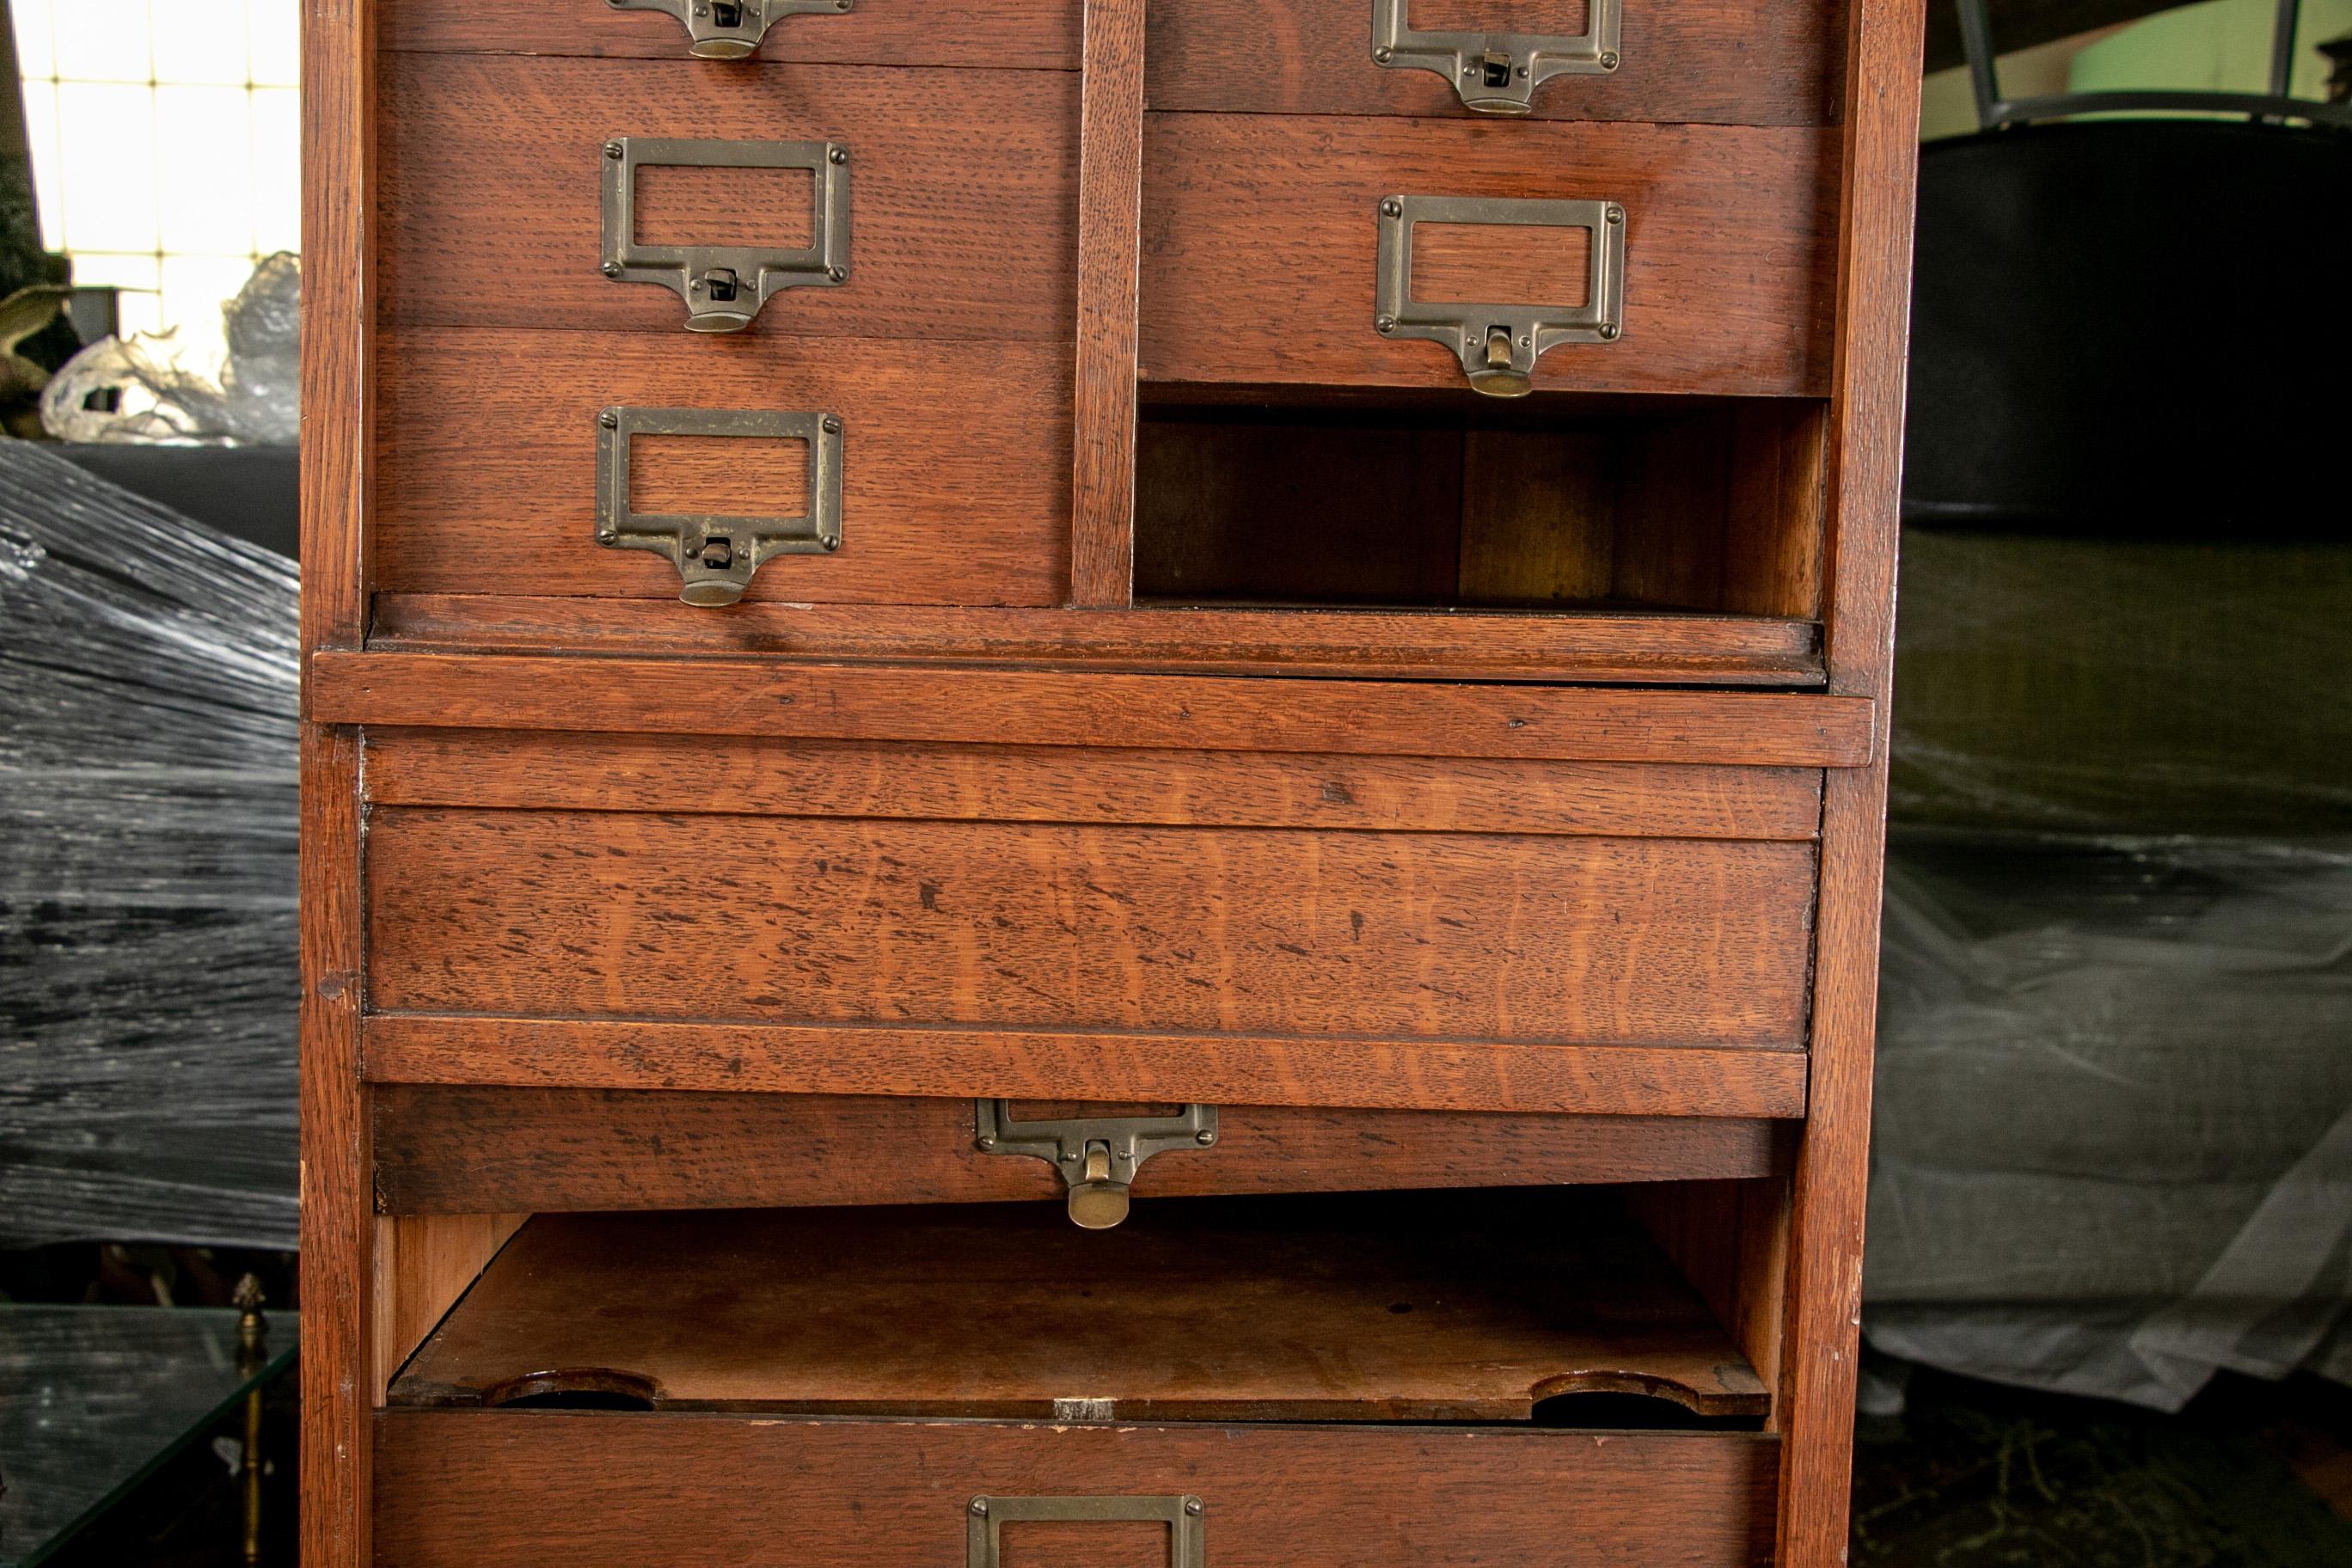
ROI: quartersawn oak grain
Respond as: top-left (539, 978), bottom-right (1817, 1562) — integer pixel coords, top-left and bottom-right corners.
top-left (1148, 0), bottom-right (1844, 127)
top-left (389, 1194), bottom-right (1769, 1418)
top-left (363, 809), bottom-right (1818, 1046)
top-left (358, 729), bottom-right (1828, 842)
top-left (371, 1086), bottom-right (1783, 1215)
top-left (358, 1015), bottom-right (1810, 1118)
top-left (1069, 0), bottom-right (1148, 605)
top-left (1141, 114), bottom-right (1838, 395)
top-left (310, 652), bottom-right (1877, 766)
top-left (377, 56), bottom-right (1078, 341)
top-left (371, 331), bottom-right (1071, 605)
top-left (381, 0), bottom-right (1081, 69)
top-left (368, 593), bottom-right (1829, 685)
top-left (374, 1413), bottom-right (1779, 1568)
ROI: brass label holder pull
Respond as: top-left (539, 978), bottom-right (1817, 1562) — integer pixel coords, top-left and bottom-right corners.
top-left (1374, 193), bottom-right (1626, 396)
top-left (601, 136), bottom-right (850, 334)
top-left (605, 0), bottom-right (854, 62)
top-left (595, 405), bottom-right (844, 606)
top-left (968, 1495), bottom-right (1206, 1568)
top-left (1369, 0), bottom-right (1621, 114)
top-left (972, 1100), bottom-right (1219, 1229)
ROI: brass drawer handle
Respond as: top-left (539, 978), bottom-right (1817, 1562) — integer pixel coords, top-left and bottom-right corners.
top-left (606, 0), bottom-right (853, 61)
top-left (1370, 0), bottom-right (1621, 114)
top-left (968, 1495), bottom-right (1205, 1568)
top-left (595, 406), bottom-right (844, 606)
top-left (973, 1100), bottom-right (1219, 1230)
top-left (1374, 194), bottom-right (1626, 397)
top-left (601, 136), bottom-right (851, 334)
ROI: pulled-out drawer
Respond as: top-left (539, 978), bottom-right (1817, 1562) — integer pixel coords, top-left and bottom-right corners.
top-left (373, 1191), bottom-right (1779, 1565)
top-left (356, 727), bottom-right (1823, 1118)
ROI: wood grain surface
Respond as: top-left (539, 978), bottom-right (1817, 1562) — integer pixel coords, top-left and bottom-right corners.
top-left (1148, 0), bottom-right (1843, 126)
top-left (1069, 0), bottom-right (1147, 605)
top-left (361, 1014), bottom-right (1810, 1117)
top-left (377, 56), bottom-right (1078, 340)
top-left (1776, 0), bottom-right (1924, 1557)
top-left (311, 652), bottom-right (1877, 765)
top-left (371, 1085), bottom-right (1783, 1213)
top-left (364, 807), bottom-right (1816, 1044)
top-left (368, 592), bottom-right (1828, 683)
top-left (371, 330), bottom-right (1070, 604)
top-left (358, 729), bottom-right (1827, 842)
top-left (371, 1213), bottom-right (525, 1401)
top-left (374, 1412), bottom-right (1779, 1567)
top-left (1139, 113), bottom-right (1837, 395)
top-left (388, 1193), bottom-right (1769, 1418)
top-left (383, 0), bottom-right (1082, 69)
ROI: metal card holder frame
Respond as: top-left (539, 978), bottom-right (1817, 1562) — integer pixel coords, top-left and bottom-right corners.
top-left (1370, 0), bottom-right (1621, 114)
top-left (606, 0), bottom-right (853, 61)
top-left (967, 1495), bottom-right (1205, 1568)
top-left (602, 136), bottom-right (850, 334)
top-left (973, 1099), bottom-right (1218, 1230)
top-left (596, 406), bottom-right (843, 607)
top-left (1375, 194), bottom-right (1626, 397)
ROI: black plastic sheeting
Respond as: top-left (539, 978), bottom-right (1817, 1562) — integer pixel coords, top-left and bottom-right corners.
top-left (0, 443), bottom-right (298, 1250)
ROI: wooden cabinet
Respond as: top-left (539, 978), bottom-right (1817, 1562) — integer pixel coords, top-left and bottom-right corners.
top-left (302, 0), bottom-right (1921, 1562)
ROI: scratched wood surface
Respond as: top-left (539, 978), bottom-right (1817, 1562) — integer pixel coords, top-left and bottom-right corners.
top-left (1148, 0), bottom-right (1844, 126)
top-left (382, 0), bottom-right (1082, 68)
top-left (371, 330), bottom-right (1070, 605)
top-left (375, 1412), bottom-right (1779, 1567)
top-left (1140, 114), bottom-right (1837, 395)
top-left (389, 1192), bottom-right (1769, 1418)
top-left (364, 807), bottom-right (1817, 1045)
top-left (371, 1086), bottom-right (1783, 1214)
top-left (358, 728), bottom-right (1827, 842)
top-left (377, 56), bottom-right (1078, 340)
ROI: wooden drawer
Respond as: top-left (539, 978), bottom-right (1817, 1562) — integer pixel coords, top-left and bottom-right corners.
top-left (353, 724), bottom-right (1826, 1118)
top-left (377, 56), bottom-right (1078, 342)
top-left (1139, 113), bottom-right (1835, 396)
top-left (1148, 0), bottom-right (1843, 127)
top-left (383, 0), bottom-right (1081, 69)
top-left (371, 1194), bottom-right (1779, 1565)
top-left (377, 1414), bottom-right (1776, 1566)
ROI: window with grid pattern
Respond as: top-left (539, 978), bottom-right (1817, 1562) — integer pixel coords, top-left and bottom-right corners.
top-left (10, 0), bottom-right (299, 339)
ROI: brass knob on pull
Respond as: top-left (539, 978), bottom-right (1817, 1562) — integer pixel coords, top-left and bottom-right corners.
top-left (1066, 1140), bottom-right (1130, 1230)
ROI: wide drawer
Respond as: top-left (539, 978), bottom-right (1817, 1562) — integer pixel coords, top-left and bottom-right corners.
top-left (1139, 113), bottom-right (1835, 396)
top-left (1148, 0), bottom-right (1844, 127)
top-left (376, 1414), bottom-right (1778, 1566)
top-left (377, 55), bottom-right (1078, 342)
top-left (353, 726), bottom-right (1823, 1118)
top-left (383, 0), bottom-right (1081, 69)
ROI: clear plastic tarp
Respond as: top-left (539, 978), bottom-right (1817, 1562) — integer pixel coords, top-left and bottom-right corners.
top-left (0, 442), bottom-right (297, 1250)
top-left (1865, 528), bottom-right (2352, 1409)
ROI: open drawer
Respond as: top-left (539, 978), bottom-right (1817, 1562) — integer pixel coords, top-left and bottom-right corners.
top-left (377, 1190), bottom-right (1779, 1565)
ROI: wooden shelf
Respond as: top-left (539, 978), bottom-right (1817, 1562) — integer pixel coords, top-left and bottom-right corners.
top-left (389, 1190), bottom-right (1769, 1424)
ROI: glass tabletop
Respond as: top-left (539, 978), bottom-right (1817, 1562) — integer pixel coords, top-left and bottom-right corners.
top-left (0, 1304), bottom-right (299, 1568)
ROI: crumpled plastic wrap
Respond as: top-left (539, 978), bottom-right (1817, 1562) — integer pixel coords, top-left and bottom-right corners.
top-left (0, 441), bottom-right (298, 1250)
top-left (36, 254), bottom-right (300, 448)
top-left (1865, 525), bottom-right (2352, 1410)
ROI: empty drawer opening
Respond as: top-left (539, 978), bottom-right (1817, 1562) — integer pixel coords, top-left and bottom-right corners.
top-left (385, 1187), bottom-right (1770, 1432)
top-left (1134, 395), bottom-right (1826, 620)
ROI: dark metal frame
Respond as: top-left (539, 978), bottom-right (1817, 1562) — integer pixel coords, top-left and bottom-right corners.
top-left (1957, 0), bottom-right (2352, 129)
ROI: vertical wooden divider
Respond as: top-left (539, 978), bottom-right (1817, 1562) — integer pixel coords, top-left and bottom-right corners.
top-left (1068, 0), bottom-right (1148, 607)
top-left (301, 3), bottom-right (374, 1565)
top-left (1778, 0), bottom-right (1924, 1562)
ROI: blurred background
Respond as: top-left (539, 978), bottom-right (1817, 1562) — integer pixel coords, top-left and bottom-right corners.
top-left (0, 2), bottom-right (2346, 1564)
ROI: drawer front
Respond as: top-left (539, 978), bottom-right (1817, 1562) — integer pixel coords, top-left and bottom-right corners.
top-left (375, 1412), bottom-right (1778, 1567)
top-left (1140, 113), bottom-right (1835, 395)
top-left (373, 330), bottom-right (1070, 605)
top-left (378, 56), bottom-right (1078, 341)
top-left (383, 0), bottom-right (1081, 69)
top-left (1149, 0), bottom-right (1842, 127)
top-left (371, 1085), bottom-right (1783, 1214)
top-left (354, 728), bottom-right (1820, 1118)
